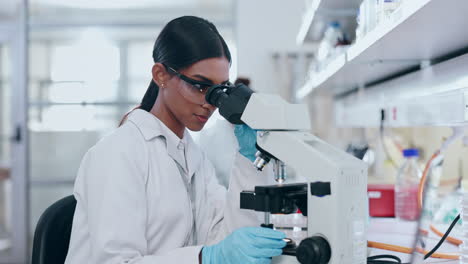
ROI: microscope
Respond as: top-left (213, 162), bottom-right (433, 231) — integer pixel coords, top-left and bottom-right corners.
top-left (206, 84), bottom-right (368, 264)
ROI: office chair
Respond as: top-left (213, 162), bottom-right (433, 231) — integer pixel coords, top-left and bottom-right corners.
top-left (31, 195), bottom-right (76, 264)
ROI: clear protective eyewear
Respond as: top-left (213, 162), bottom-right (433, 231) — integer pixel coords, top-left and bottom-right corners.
top-left (165, 64), bottom-right (233, 105)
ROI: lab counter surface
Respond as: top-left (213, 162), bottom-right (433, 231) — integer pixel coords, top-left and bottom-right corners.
top-left (368, 218), bottom-right (459, 263)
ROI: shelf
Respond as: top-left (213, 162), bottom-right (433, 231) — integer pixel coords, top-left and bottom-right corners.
top-left (347, 0), bottom-right (468, 62)
top-left (336, 89), bottom-right (468, 127)
top-left (386, 90), bottom-right (468, 127)
top-left (297, 0), bottom-right (361, 44)
top-left (297, 55), bottom-right (416, 97)
top-left (297, 0), bottom-right (468, 98)
top-left (334, 54), bottom-right (468, 127)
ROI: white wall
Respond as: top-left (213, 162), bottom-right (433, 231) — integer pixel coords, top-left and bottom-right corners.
top-left (236, 0), bottom-right (305, 94)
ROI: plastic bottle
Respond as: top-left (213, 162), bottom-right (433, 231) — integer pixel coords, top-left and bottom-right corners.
top-left (316, 21), bottom-right (345, 63)
top-left (366, 0), bottom-right (381, 33)
top-left (379, 0), bottom-right (402, 22)
top-left (395, 148), bottom-right (422, 221)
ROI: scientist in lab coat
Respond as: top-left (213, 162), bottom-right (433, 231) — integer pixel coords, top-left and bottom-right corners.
top-left (64, 16), bottom-right (286, 264)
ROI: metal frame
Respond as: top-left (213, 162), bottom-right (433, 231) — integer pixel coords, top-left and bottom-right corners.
top-left (0, 0), bottom-right (29, 263)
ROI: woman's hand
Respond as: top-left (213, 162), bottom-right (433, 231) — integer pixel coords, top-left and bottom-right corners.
top-left (201, 227), bottom-right (286, 264)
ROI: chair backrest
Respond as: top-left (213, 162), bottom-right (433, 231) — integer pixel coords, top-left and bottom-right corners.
top-left (31, 195), bottom-right (77, 264)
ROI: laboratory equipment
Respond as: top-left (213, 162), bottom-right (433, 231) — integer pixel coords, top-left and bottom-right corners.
top-left (356, 0), bottom-right (402, 41)
top-left (368, 184), bottom-right (395, 217)
top-left (395, 148), bottom-right (421, 221)
top-left (379, 0), bottom-right (402, 22)
top-left (316, 22), bottom-right (347, 63)
top-left (433, 187), bottom-right (462, 226)
top-left (360, 0), bottom-right (380, 36)
top-left (206, 84), bottom-right (368, 264)
top-left (431, 159), bottom-right (462, 227)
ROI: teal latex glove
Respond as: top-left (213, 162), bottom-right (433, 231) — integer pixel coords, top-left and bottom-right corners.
top-left (202, 227), bottom-right (286, 264)
top-left (234, 124), bottom-right (257, 162)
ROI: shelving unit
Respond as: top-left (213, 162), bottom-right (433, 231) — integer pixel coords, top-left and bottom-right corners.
top-left (336, 89), bottom-right (468, 127)
top-left (297, 0), bottom-right (468, 98)
top-left (334, 53), bottom-right (468, 127)
top-left (297, 0), bottom-right (361, 44)
top-left (296, 54), bottom-right (416, 98)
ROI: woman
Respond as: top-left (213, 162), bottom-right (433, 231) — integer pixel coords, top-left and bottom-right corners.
top-left (65, 16), bottom-right (286, 264)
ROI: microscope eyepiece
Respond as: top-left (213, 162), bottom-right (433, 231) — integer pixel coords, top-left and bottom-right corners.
top-left (205, 84), bottom-right (231, 108)
top-left (205, 83), bottom-right (254, 125)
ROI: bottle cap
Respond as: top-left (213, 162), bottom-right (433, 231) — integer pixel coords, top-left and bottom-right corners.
top-left (330, 21), bottom-right (340, 28)
top-left (403, 148), bottom-right (419, 157)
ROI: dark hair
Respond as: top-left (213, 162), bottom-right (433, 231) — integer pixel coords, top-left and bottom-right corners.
top-left (140, 16), bottom-right (231, 112)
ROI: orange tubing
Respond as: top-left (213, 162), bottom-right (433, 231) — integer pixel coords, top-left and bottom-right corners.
top-left (368, 241), bottom-right (460, 260)
top-left (417, 151), bottom-right (440, 211)
top-left (430, 224), bottom-right (462, 246)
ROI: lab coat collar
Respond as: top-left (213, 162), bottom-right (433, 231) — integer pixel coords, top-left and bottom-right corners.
top-left (127, 109), bottom-right (202, 180)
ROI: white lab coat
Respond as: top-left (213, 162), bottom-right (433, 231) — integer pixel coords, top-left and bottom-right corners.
top-left (195, 111), bottom-right (238, 188)
top-left (64, 109), bottom-right (272, 264)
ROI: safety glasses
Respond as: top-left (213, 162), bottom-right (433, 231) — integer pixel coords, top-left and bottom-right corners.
top-left (164, 64), bottom-right (233, 105)
top-left (165, 65), bottom-right (216, 93)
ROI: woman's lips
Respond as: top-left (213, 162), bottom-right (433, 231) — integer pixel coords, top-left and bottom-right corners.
top-left (195, 114), bottom-right (209, 123)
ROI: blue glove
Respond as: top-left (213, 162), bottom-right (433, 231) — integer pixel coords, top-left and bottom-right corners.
top-left (234, 124), bottom-right (257, 162)
top-left (202, 227), bottom-right (286, 264)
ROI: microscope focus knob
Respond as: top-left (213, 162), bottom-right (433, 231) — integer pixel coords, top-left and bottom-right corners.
top-left (296, 236), bottom-right (331, 264)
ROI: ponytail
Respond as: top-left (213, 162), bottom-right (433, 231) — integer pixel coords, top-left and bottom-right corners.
top-left (118, 80), bottom-right (159, 127)
top-left (140, 80), bottom-right (159, 112)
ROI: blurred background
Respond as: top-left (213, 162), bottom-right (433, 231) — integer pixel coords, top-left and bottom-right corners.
top-left (1, 0), bottom-right (468, 263)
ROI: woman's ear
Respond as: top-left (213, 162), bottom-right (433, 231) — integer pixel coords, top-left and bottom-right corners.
top-left (152, 63), bottom-right (169, 88)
